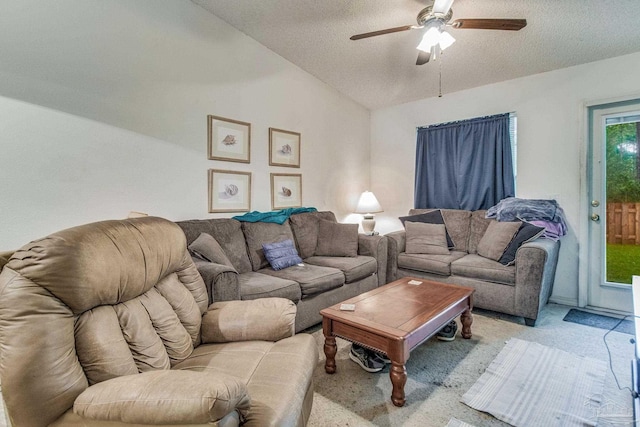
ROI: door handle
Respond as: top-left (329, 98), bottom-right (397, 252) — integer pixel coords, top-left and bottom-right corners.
top-left (591, 213), bottom-right (600, 221)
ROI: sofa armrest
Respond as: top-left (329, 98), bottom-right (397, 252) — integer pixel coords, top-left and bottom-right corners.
top-left (201, 298), bottom-right (296, 343)
top-left (73, 370), bottom-right (250, 424)
top-left (514, 238), bottom-right (561, 321)
top-left (358, 234), bottom-right (388, 285)
top-left (385, 231), bottom-right (406, 282)
top-left (193, 259), bottom-right (240, 304)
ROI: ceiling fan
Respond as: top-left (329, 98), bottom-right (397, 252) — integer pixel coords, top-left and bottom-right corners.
top-left (350, 0), bottom-right (527, 65)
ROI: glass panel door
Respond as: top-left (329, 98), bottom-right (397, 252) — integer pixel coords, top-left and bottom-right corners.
top-left (588, 101), bottom-right (640, 313)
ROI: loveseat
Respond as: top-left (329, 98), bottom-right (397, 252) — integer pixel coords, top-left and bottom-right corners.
top-left (0, 217), bottom-right (318, 427)
top-left (387, 209), bottom-right (560, 326)
top-left (177, 210), bottom-right (388, 332)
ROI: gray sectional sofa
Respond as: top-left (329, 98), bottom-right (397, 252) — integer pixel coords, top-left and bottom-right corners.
top-left (387, 209), bottom-right (560, 326)
top-left (177, 211), bottom-right (388, 332)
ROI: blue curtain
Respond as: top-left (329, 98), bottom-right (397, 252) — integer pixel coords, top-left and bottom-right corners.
top-left (414, 113), bottom-right (514, 210)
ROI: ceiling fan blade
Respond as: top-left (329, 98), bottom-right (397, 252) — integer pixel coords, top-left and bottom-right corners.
top-left (350, 25), bottom-right (414, 40)
top-left (433, 0), bottom-right (454, 15)
top-left (416, 50), bottom-right (430, 66)
top-left (451, 19), bottom-right (527, 31)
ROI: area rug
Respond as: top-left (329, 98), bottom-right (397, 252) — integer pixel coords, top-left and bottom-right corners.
top-left (563, 308), bottom-right (634, 335)
top-left (445, 418), bottom-right (477, 427)
top-left (461, 338), bottom-right (607, 427)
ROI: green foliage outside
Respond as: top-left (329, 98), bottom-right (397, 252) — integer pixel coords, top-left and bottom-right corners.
top-left (606, 243), bottom-right (640, 284)
top-left (606, 122), bottom-right (640, 202)
top-left (605, 123), bottom-right (640, 284)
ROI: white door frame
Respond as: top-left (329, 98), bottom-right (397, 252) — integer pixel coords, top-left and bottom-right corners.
top-left (578, 93), bottom-right (640, 313)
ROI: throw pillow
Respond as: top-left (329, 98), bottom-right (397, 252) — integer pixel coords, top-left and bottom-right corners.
top-left (498, 222), bottom-right (546, 265)
top-left (188, 233), bottom-right (235, 268)
top-left (404, 221), bottom-right (450, 255)
top-left (399, 210), bottom-right (454, 248)
top-left (476, 220), bottom-right (522, 261)
top-left (315, 220), bottom-right (358, 257)
top-left (262, 239), bottom-right (303, 271)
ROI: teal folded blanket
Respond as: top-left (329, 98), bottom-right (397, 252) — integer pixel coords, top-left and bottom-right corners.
top-left (232, 207), bottom-right (317, 224)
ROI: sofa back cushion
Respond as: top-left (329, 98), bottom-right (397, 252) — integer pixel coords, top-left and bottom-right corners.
top-left (242, 222), bottom-right (297, 271)
top-left (468, 210), bottom-right (493, 254)
top-left (409, 209), bottom-right (472, 252)
top-left (177, 218), bottom-right (252, 274)
top-left (315, 220), bottom-right (358, 257)
top-left (289, 211), bottom-right (337, 259)
top-left (0, 217), bottom-right (208, 427)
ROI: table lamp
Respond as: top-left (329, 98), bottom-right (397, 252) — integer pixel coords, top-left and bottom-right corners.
top-left (355, 191), bottom-right (383, 235)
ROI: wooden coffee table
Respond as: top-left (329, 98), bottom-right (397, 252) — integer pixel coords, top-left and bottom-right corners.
top-left (320, 277), bottom-right (474, 407)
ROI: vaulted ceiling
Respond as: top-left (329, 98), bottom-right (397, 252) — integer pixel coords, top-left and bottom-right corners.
top-left (192, 0), bottom-right (640, 110)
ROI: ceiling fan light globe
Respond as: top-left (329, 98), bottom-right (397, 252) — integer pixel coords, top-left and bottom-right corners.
top-left (416, 26), bottom-right (440, 52)
top-left (438, 30), bottom-right (456, 50)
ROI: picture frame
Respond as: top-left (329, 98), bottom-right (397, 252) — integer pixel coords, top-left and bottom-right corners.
top-left (208, 115), bottom-right (251, 163)
top-left (269, 128), bottom-right (301, 168)
top-left (271, 173), bottom-right (302, 210)
top-left (208, 169), bottom-right (251, 213)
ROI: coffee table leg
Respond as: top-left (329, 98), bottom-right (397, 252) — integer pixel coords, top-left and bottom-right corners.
top-left (324, 335), bottom-right (337, 374)
top-left (390, 362), bottom-right (407, 407)
top-left (461, 308), bottom-right (473, 339)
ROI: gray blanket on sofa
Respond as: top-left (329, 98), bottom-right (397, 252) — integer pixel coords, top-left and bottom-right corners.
top-left (486, 197), bottom-right (568, 234)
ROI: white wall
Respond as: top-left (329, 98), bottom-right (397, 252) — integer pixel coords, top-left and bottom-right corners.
top-left (370, 52), bottom-right (640, 305)
top-left (0, 0), bottom-right (370, 250)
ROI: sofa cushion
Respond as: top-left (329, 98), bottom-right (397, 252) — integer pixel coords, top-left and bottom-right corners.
top-left (399, 210), bottom-right (454, 248)
top-left (174, 334), bottom-right (318, 427)
top-left (188, 233), bottom-right (235, 268)
top-left (289, 211), bottom-right (337, 259)
top-left (405, 222), bottom-right (450, 255)
top-left (238, 271), bottom-right (301, 303)
top-left (398, 250), bottom-right (467, 276)
top-left (499, 222), bottom-right (546, 266)
top-left (315, 220), bottom-right (358, 257)
top-left (258, 264), bottom-right (344, 297)
top-left (177, 219), bottom-right (252, 274)
top-left (476, 220), bottom-right (521, 261)
top-left (304, 255), bottom-right (377, 283)
top-left (73, 370), bottom-right (250, 424)
top-left (467, 210), bottom-right (492, 254)
top-left (408, 209), bottom-right (472, 251)
top-left (451, 254), bottom-right (515, 285)
top-left (242, 222), bottom-right (296, 271)
top-left (262, 239), bottom-right (303, 271)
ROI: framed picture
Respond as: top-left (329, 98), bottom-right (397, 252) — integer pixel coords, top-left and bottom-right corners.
top-left (208, 169), bottom-right (251, 213)
top-left (208, 115), bottom-right (251, 163)
top-left (271, 173), bottom-right (302, 210)
top-left (269, 128), bottom-right (300, 168)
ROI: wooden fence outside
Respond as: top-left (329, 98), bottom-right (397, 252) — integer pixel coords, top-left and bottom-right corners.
top-left (607, 202), bottom-right (640, 244)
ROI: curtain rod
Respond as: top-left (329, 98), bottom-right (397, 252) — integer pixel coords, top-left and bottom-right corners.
top-left (417, 111), bottom-right (516, 130)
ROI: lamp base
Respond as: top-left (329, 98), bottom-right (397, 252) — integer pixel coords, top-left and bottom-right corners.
top-left (361, 215), bottom-right (376, 235)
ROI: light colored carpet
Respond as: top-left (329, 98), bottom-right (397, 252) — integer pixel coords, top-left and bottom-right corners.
top-left (306, 303), bottom-right (635, 427)
top-left (445, 418), bottom-right (477, 427)
top-left (446, 418), bottom-right (475, 427)
top-left (462, 338), bottom-right (606, 427)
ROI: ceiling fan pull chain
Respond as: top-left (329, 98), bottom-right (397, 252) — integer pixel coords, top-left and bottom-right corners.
top-left (439, 53), bottom-right (443, 98)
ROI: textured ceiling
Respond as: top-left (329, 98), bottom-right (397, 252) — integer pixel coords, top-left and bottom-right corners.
top-left (192, 0), bottom-right (640, 110)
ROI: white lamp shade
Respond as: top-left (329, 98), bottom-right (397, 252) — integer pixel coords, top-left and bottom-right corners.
top-left (355, 191), bottom-right (383, 214)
